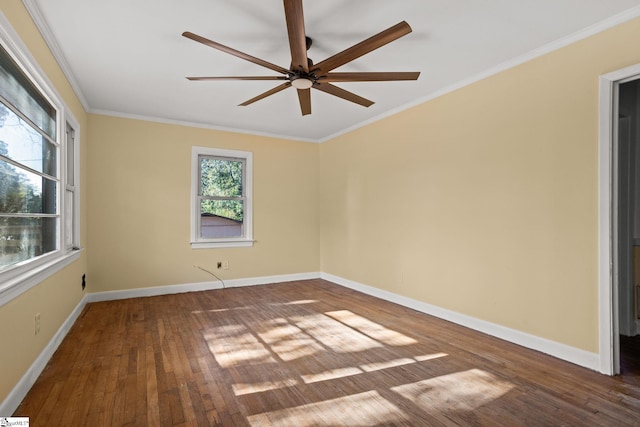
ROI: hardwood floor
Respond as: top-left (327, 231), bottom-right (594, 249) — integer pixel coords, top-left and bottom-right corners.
top-left (14, 279), bottom-right (640, 426)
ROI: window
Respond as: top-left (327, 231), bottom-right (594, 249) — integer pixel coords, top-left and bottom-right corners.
top-left (191, 146), bottom-right (253, 248)
top-left (0, 32), bottom-right (80, 305)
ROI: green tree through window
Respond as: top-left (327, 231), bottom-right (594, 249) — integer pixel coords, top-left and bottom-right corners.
top-left (200, 156), bottom-right (244, 222)
top-left (0, 103), bottom-right (54, 267)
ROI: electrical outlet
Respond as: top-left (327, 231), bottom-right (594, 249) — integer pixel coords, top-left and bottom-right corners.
top-left (222, 260), bottom-right (229, 270)
top-left (217, 261), bottom-right (222, 269)
top-left (35, 313), bottom-right (41, 335)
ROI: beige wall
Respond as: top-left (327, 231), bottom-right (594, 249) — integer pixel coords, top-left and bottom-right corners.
top-left (86, 115), bottom-right (319, 292)
top-left (320, 17), bottom-right (640, 354)
top-left (0, 1), bottom-right (88, 403)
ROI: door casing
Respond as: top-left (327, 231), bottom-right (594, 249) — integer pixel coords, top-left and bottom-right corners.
top-left (598, 64), bottom-right (640, 375)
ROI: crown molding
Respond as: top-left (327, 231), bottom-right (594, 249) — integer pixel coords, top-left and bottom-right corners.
top-left (21, 0), bottom-right (91, 112)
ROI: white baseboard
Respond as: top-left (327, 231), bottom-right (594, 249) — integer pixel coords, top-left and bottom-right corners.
top-left (87, 272), bottom-right (321, 302)
top-left (0, 293), bottom-right (88, 416)
top-left (321, 272), bottom-right (600, 372)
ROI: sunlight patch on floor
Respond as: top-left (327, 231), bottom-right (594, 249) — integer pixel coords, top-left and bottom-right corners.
top-left (246, 390), bottom-right (408, 426)
top-left (291, 313), bottom-right (382, 353)
top-left (301, 366), bottom-right (364, 384)
top-left (415, 353), bottom-right (448, 362)
top-left (232, 378), bottom-right (299, 396)
top-left (256, 318), bottom-right (324, 361)
top-left (301, 353), bottom-right (448, 384)
top-left (360, 357), bottom-right (418, 372)
top-left (195, 300), bottom-right (318, 316)
top-left (279, 299), bottom-right (319, 305)
top-left (325, 310), bottom-right (418, 346)
top-left (205, 324), bottom-right (276, 368)
top-left (192, 306), bottom-right (253, 314)
top-left (391, 368), bottom-right (514, 411)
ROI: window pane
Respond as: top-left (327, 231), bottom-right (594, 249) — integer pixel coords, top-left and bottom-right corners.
top-left (0, 44), bottom-right (56, 139)
top-left (0, 216), bottom-right (56, 270)
top-left (0, 159), bottom-right (56, 214)
top-left (200, 199), bottom-right (243, 222)
top-left (66, 124), bottom-right (74, 185)
top-left (64, 189), bottom-right (74, 248)
top-left (200, 200), bottom-right (244, 238)
top-left (200, 157), bottom-right (243, 197)
top-left (0, 102), bottom-right (56, 176)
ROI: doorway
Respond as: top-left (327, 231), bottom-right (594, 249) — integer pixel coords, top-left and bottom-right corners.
top-left (599, 65), bottom-right (640, 376)
top-left (617, 78), bottom-right (640, 377)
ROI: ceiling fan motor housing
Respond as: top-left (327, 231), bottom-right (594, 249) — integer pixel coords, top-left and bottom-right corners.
top-left (290, 74), bottom-right (315, 89)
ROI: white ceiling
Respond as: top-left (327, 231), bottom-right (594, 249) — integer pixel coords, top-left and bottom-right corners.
top-left (25, 0), bottom-right (640, 142)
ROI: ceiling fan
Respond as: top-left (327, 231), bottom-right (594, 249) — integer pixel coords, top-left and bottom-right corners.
top-left (182, 0), bottom-right (420, 116)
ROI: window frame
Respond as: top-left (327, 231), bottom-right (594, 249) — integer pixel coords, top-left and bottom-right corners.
top-left (0, 14), bottom-right (81, 307)
top-left (64, 121), bottom-right (80, 250)
top-left (191, 146), bottom-right (253, 249)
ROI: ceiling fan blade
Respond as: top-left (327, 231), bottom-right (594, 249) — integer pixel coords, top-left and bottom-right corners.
top-left (183, 31), bottom-right (290, 75)
top-left (283, 0), bottom-right (309, 73)
top-left (313, 22), bottom-right (412, 74)
top-left (322, 71), bottom-right (420, 82)
top-left (187, 76), bottom-right (287, 81)
top-left (313, 82), bottom-right (374, 107)
top-left (239, 82), bottom-right (292, 106)
top-left (296, 88), bottom-right (311, 115)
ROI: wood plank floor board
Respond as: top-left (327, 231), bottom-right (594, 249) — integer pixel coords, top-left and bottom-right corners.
top-left (13, 279), bottom-right (640, 426)
top-left (24, 377), bottom-right (63, 422)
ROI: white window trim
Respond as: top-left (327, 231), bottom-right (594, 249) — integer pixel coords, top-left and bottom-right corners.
top-left (191, 146), bottom-right (253, 249)
top-left (0, 11), bottom-right (81, 307)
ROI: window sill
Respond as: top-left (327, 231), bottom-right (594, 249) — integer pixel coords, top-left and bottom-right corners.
top-left (0, 249), bottom-right (83, 307)
top-left (191, 240), bottom-right (254, 249)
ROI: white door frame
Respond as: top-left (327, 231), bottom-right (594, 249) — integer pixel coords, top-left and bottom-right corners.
top-left (598, 63), bottom-right (640, 375)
